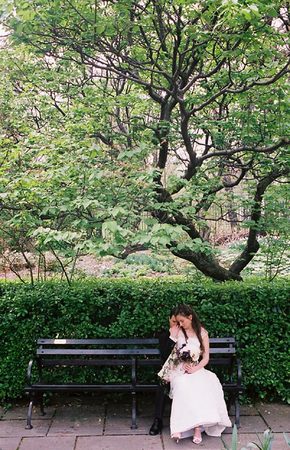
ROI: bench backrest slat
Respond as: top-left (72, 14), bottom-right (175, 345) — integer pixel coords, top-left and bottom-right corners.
top-left (208, 338), bottom-right (235, 343)
top-left (37, 347), bottom-right (235, 354)
top-left (37, 338), bottom-right (159, 345)
top-left (37, 348), bottom-right (160, 356)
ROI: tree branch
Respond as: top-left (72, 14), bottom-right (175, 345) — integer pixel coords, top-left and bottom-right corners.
top-left (230, 167), bottom-right (290, 274)
top-left (198, 138), bottom-right (290, 164)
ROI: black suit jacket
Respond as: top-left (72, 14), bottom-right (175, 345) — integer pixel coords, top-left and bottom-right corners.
top-left (156, 329), bottom-right (175, 364)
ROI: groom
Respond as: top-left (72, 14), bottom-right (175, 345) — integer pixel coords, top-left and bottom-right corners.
top-left (149, 308), bottom-right (179, 435)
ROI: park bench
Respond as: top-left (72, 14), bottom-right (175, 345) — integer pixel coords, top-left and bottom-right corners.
top-left (24, 336), bottom-right (244, 429)
top-left (24, 338), bottom-right (161, 430)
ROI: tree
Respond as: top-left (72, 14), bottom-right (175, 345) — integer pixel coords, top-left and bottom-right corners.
top-left (0, 0), bottom-right (289, 281)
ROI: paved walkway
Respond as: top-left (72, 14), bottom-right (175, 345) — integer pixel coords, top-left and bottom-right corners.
top-left (0, 395), bottom-right (289, 450)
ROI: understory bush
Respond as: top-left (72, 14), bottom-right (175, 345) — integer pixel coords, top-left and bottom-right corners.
top-left (0, 277), bottom-right (289, 403)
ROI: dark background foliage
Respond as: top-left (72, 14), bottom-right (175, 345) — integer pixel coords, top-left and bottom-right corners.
top-left (0, 277), bottom-right (289, 403)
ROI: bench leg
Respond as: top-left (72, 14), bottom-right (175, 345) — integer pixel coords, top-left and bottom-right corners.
top-left (226, 393), bottom-right (233, 414)
top-left (39, 393), bottom-right (46, 416)
top-left (131, 392), bottom-right (138, 430)
top-left (235, 398), bottom-right (241, 428)
top-left (25, 398), bottom-right (34, 429)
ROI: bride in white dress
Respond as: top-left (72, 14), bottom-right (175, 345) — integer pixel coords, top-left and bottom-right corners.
top-left (158, 304), bottom-right (231, 444)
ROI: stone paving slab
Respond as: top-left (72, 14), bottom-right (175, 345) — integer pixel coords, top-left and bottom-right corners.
top-left (75, 435), bottom-right (163, 450)
top-left (3, 405), bottom-right (55, 420)
top-left (232, 415), bottom-right (268, 433)
top-left (0, 420), bottom-right (50, 438)
top-left (104, 416), bottom-right (153, 435)
top-left (53, 404), bottom-right (105, 418)
top-left (162, 432), bottom-right (289, 450)
top-left (106, 401), bottom-right (153, 418)
top-left (161, 424), bottom-right (234, 448)
top-left (257, 403), bottom-right (290, 432)
top-left (18, 436), bottom-right (76, 450)
top-left (47, 403), bottom-right (104, 436)
top-left (106, 402), bottom-right (132, 418)
top-left (162, 433), bottom-right (224, 450)
top-left (48, 417), bottom-right (103, 436)
top-left (222, 404), bottom-right (260, 418)
top-left (0, 437), bottom-right (21, 450)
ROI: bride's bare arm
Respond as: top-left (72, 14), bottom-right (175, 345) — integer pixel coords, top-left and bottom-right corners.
top-left (184, 330), bottom-right (210, 374)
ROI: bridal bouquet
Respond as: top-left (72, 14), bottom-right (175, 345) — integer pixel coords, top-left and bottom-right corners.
top-left (158, 341), bottom-right (200, 383)
top-left (177, 342), bottom-right (200, 364)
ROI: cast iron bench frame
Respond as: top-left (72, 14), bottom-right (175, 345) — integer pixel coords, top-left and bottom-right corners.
top-left (24, 337), bottom-right (244, 429)
top-left (24, 338), bottom-right (161, 430)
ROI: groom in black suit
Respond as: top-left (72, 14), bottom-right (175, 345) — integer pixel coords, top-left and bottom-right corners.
top-left (149, 308), bottom-right (179, 435)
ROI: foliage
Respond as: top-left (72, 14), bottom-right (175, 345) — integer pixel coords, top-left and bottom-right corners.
top-left (0, 1), bottom-right (289, 282)
top-left (257, 183), bottom-right (290, 280)
top-left (0, 277), bottom-right (289, 402)
top-left (102, 252), bottom-right (192, 278)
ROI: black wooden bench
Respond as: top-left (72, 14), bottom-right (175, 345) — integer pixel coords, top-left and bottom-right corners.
top-left (24, 337), bottom-right (244, 430)
top-left (24, 338), bottom-right (161, 430)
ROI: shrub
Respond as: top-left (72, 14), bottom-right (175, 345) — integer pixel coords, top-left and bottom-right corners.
top-left (0, 277), bottom-right (289, 403)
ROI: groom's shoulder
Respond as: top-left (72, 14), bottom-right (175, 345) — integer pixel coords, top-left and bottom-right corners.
top-left (154, 328), bottom-right (170, 339)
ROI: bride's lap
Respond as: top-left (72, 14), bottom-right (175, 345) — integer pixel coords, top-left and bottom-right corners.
top-left (172, 368), bottom-right (219, 393)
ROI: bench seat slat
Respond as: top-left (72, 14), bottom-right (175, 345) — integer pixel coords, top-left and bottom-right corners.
top-left (222, 384), bottom-right (244, 391)
top-left (40, 359), bottom-right (233, 367)
top-left (41, 358), bottom-right (162, 367)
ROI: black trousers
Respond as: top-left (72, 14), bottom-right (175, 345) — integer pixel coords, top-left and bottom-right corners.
top-left (154, 384), bottom-right (170, 419)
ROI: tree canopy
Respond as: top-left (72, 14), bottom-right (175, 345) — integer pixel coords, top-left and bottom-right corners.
top-left (0, 0), bottom-right (289, 281)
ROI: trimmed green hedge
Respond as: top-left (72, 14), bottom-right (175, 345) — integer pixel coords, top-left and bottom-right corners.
top-left (0, 277), bottom-right (289, 403)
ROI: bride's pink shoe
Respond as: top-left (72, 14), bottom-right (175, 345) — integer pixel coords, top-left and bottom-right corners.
top-left (171, 433), bottom-right (181, 443)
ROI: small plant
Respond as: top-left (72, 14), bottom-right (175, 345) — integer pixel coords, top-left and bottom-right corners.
top-left (222, 425), bottom-right (274, 450)
top-left (284, 433), bottom-right (290, 447)
top-left (221, 424), bottom-right (239, 450)
top-left (242, 429), bottom-right (274, 450)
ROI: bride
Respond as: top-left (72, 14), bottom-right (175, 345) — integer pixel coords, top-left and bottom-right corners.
top-left (158, 304), bottom-right (232, 444)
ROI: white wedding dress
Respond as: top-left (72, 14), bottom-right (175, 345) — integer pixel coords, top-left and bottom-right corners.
top-left (161, 331), bottom-right (232, 439)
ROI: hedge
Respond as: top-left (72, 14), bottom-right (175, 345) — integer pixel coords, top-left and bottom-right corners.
top-left (0, 277), bottom-right (289, 403)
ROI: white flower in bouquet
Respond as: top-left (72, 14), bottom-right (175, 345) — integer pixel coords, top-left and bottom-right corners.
top-left (178, 342), bottom-right (200, 363)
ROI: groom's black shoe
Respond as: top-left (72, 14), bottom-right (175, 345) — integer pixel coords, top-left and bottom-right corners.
top-left (149, 418), bottom-right (163, 435)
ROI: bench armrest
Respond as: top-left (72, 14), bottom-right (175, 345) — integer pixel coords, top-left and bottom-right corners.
top-left (26, 359), bottom-right (40, 386)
